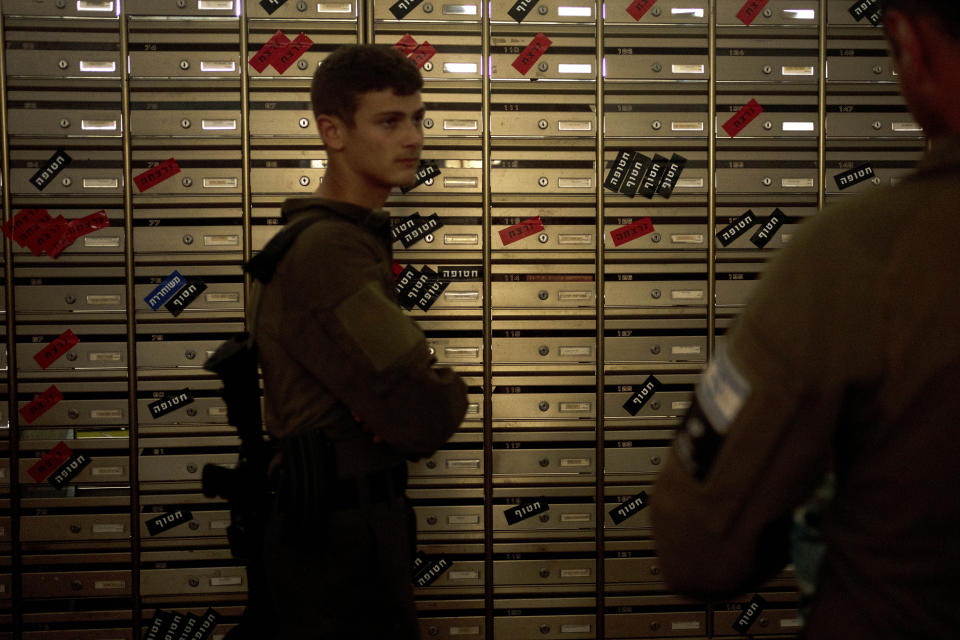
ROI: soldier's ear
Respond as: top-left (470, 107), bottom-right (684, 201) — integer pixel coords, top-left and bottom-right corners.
top-left (316, 114), bottom-right (347, 152)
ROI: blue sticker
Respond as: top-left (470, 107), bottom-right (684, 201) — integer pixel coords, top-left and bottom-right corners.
top-left (145, 270), bottom-right (186, 311)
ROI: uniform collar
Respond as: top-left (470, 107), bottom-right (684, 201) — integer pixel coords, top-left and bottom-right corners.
top-left (280, 196), bottom-right (390, 235)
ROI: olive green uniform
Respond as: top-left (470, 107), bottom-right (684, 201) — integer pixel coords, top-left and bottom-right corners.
top-left (652, 137), bottom-right (960, 638)
top-left (254, 197), bottom-right (467, 639)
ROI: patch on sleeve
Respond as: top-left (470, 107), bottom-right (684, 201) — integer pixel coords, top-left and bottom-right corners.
top-left (695, 343), bottom-right (751, 435)
top-left (333, 281), bottom-right (424, 372)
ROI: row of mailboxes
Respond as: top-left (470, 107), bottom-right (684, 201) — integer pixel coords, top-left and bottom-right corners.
top-left (0, 0), bottom-right (893, 29)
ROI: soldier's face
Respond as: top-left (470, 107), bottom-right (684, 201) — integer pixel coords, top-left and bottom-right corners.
top-left (341, 88), bottom-right (425, 190)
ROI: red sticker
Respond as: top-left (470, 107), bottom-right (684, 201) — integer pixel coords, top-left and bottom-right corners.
top-left (20, 210), bottom-right (56, 257)
top-left (511, 33), bottom-right (552, 75)
top-left (271, 32), bottom-right (313, 74)
top-left (627, 0), bottom-right (657, 21)
top-left (33, 329), bottom-right (80, 370)
top-left (37, 215), bottom-right (70, 257)
top-left (392, 260), bottom-right (405, 280)
top-left (722, 99), bottom-right (764, 137)
top-left (409, 41), bottom-right (437, 69)
top-left (393, 33), bottom-right (418, 55)
top-left (2, 208), bottom-right (46, 247)
top-left (499, 216), bottom-right (545, 246)
top-left (611, 218), bottom-right (655, 246)
top-left (736, 0), bottom-right (770, 25)
top-left (19, 384), bottom-right (64, 425)
top-left (27, 441), bottom-right (73, 483)
top-left (249, 30), bottom-right (291, 73)
top-left (134, 158), bottom-right (181, 193)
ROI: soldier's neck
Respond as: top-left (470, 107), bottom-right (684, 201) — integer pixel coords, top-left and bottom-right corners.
top-left (314, 165), bottom-right (389, 211)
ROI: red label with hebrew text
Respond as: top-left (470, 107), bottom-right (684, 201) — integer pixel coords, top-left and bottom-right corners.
top-left (511, 33), bottom-right (552, 75)
top-left (28, 441), bottom-right (73, 483)
top-left (499, 216), bottom-right (545, 246)
top-left (627, 0), bottom-right (657, 21)
top-left (249, 30), bottom-right (290, 73)
top-left (33, 329), bottom-right (80, 370)
top-left (270, 32), bottom-right (313, 74)
top-left (722, 99), bottom-right (764, 137)
top-left (736, 0), bottom-right (770, 25)
top-left (133, 158), bottom-right (181, 192)
top-left (611, 217), bottom-right (655, 246)
top-left (20, 385), bottom-right (64, 425)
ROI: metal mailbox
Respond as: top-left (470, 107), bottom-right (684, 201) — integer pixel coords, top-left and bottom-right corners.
top-left (490, 0), bottom-right (595, 23)
top-left (493, 613), bottom-right (596, 639)
top-left (602, 147), bottom-right (708, 197)
top-left (826, 0), bottom-right (882, 27)
top-left (603, 440), bottom-right (673, 478)
top-left (824, 147), bottom-right (924, 196)
top-left (715, 204), bottom-right (814, 251)
top-left (424, 336), bottom-right (484, 367)
top-left (490, 90), bottom-right (596, 138)
top-left (134, 266), bottom-right (244, 320)
top-left (491, 205), bottom-right (596, 252)
top-left (603, 319), bottom-right (708, 365)
top-left (13, 267), bottom-right (126, 320)
top-left (491, 265), bottom-right (595, 311)
top-left (414, 557), bottom-right (484, 595)
top-left (412, 490), bottom-right (485, 539)
top-left (136, 390), bottom-right (230, 426)
top-left (10, 206), bottom-right (123, 261)
top-left (133, 220), bottom-right (243, 260)
top-left (247, 24), bottom-right (355, 79)
top-left (249, 86), bottom-right (314, 138)
top-left (374, 0), bottom-right (480, 21)
top-left (715, 263), bottom-right (764, 308)
top-left (374, 30), bottom-right (483, 81)
top-left (491, 147), bottom-right (595, 195)
top-left (492, 439), bottom-right (596, 483)
top-left (604, 33), bottom-right (708, 81)
top-left (16, 325), bottom-right (127, 377)
top-left (130, 149), bottom-right (243, 196)
top-left (603, 545), bottom-right (664, 586)
top-left (490, 32), bottom-right (596, 82)
top-left (139, 508), bottom-right (231, 540)
top-left (7, 86), bottom-right (121, 138)
top-left (716, 0), bottom-right (819, 26)
top-left (826, 93), bottom-right (922, 139)
top-left (418, 616), bottom-right (485, 639)
top-left (716, 93), bottom-right (818, 138)
top-left (4, 21), bottom-right (122, 79)
top-left (10, 145), bottom-right (123, 197)
top-left (138, 452), bottom-right (236, 486)
top-left (605, 609), bottom-right (706, 638)
top-left (713, 602), bottom-right (803, 636)
top-left (408, 443), bottom-right (484, 482)
top-left (245, 0), bottom-right (357, 20)
top-left (390, 204), bottom-right (484, 252)
top-left (603, 215), bottom-right (708, 252)
top-left (717, 37), bottom-right (818, 84)
top-left (129, 85), bottom-right (241, 139)
top-left (491, 333), bottom-right (596, 365)
top-left (715, 148), bottom-right (819, 194)
top-left (603, 263), bottom-right (708, 313)
top-left (491, 375), bottom-right (595, 423)
top-left (492, 487), bottom-right (595, 538)
top-left (21, 570), bottom-right (131, 598)
top-left (135, 323), bottom-right (241, 377)
top-left (604, 373), bottom-right (696, 420)
top-left (22, 629), bottom-right (133, 640)
top-left (17, 455), bottom-right (130, 486)
top-left (397, 262), bottom-right (483, 313)
top-left (826, 39), bottom-right (897, 83)
top-left (406, 149), bottom-right (484, 195)
top-left (493, 557), bottom-right (596, 589)
top-left (603, 90), bottom-right (708, 139)
top-left (421, 85), bottom-right (483, 138)
top-left (140, 566), bottom-right (245, 596)
top-left (127, 23), bottom-right (241, 79)
top-left (126, 0), bottom-right (240, 16)
top-left (603, 0), bottom-right (707, 26)
top-left (20, 513), bottom-right (130, 543)
top-left (250, 148), bottom-right (327, 195)
top-left (13, 395), bottom-right (128, 427)
top-left (1, 0), bottom-right (119, 17)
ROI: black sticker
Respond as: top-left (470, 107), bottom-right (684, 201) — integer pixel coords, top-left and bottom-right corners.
top-left (188, 609), bottom-right (221, 640)
top-left (163, 613), bottom-right (185, 640)
top-left (400, 161), bottom-right (441, 193)
top-left (656, 153), bottom-right (687, 199)
top-left (164, 278), bottom-right (207, 317)
top-left (406, 266), bottom-right (437, 309)
top-left (394, 265), bottom-right (421, 309)
top-left (414, 556), bottom-right (452, 588)
top-left (146, 509), bottom-right (195, 536)
top-left (176, 614), bottom-right (200, 640)
top-left (604, 150), bottom-right (635, 193)
top-left (866, 5), bottom-right (882, 26)
top-left (620, 152), bottom-right (650, 198)
top-left (258, 0), bottom-right (287, 14)
top-left (30, 149), bottom-right (72, 191)
top-left (392, 212), bottom-right (421, 243)
top-left (416, 276), bottom-right (450, 312)
top-left (507, 0), bottom-right (540, 22)
top-left (638, 153), bottom-right (669, 199)
top-left (609, 490), bottom-right (649, 525)
top-left (400, 213), bottom-right (443, 248)
top-left (834, 162), bottom-right (875, 190)
top-left (145, 610), bottom-right (172, 640)
top-left (749, 208), bottom-right (786, 248)
top-left (438, 265), bottom-right (483, 281)
top-left (412, 550), bottom-right (428, 576)
top-left (733, 594), bottom-right (768, 634)
top-left (717, 210), bottom-right (757, 247)
top-left (848, 0), bottom-right (879, 21)
top-left (622, 375), bottom-right (662, 416)
top-left (148, 388), bottom-right (196, 419)
top-left (48, 452), bottom-right (91, 489)
top-left (505, 498), bottom-right (549, 525)
top-left (389, 0), bottom-right (424, 19)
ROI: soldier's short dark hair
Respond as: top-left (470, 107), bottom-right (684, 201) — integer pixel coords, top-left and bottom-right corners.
top-left (881, 0), bottom-right (960, 37)
top-left (310, 44), bottom-right (423, 126)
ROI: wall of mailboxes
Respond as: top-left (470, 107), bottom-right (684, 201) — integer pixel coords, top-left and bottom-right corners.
top-left (0, 0), bottom-right (922, 638)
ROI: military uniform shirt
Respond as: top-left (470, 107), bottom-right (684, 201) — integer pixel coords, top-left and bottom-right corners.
top-left (651, 136), bottom-right (960, 639)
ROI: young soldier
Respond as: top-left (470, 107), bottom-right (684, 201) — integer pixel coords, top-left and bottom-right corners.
top-left (253, 45), bottom-right (467, 638)
top-left (651, 1), bottom-right (960, 637)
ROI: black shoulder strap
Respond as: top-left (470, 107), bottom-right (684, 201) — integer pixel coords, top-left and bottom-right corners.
top-left (243, 214), bottom-right (326, 284)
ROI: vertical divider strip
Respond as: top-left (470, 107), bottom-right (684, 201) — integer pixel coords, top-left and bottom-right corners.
top-left (818, 0), bottom-right (827, 212)
top-left (707, 1), bottom-right (718, 358)
top-left (594, 6), bottom-right (606, 638)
